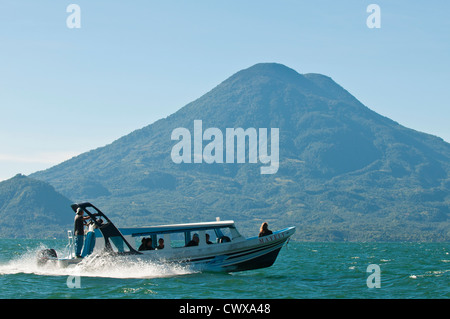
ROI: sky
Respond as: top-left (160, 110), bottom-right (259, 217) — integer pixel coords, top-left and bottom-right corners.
top-left (0, 1), bottom-right (449, 182)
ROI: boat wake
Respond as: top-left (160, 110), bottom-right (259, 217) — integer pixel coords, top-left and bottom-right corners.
top-left (73, 253), bottom-right (197, 279)
top-left (0, 244), bottom-right (197, 279)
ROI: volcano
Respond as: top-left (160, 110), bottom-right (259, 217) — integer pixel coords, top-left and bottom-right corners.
top-left (27, 63), bottom-right (450, 241)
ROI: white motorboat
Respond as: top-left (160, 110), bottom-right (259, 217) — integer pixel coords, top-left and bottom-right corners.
top-left (37, 202), bottom-right (296, 272)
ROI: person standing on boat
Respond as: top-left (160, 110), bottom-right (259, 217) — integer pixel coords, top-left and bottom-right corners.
top-left (74, 207), bottom-right (90, 258)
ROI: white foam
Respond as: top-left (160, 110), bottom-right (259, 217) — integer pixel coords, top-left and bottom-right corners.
top-left (0, 245), bottom-right (196, 279)
top-left (73, 253), bottom-right (196, 279)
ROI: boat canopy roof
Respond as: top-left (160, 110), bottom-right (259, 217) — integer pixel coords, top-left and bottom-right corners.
top-left (119, 220), bottom-right (236, 237)
top-left (70, 202), bottom-right (140, 254)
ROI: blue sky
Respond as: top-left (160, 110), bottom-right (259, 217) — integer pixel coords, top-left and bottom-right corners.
top-left (0, 1), bottom-right (449, 181)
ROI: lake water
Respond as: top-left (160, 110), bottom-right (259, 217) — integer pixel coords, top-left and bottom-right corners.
top-left (0, 239), bottom-right (448, 300)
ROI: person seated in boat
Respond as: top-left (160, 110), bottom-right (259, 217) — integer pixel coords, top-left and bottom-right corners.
top-left (138, 237), bottom-right (147, 251)
top-left (205, 233), bottom-right (213, 245)
top-left (259, 222), bottom-right (273, 237)
top-left (146, 237), bottom-right (155, 250)
top-left (156, 238), bottom-right (164, 249)
top-left (185, 233), bottom-right (199, 247)
top-left (138, 237), bottom-right (154, 251)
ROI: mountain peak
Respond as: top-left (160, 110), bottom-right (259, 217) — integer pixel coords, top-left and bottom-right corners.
top-left (227, 62), bottom-right (304, 84)
top-left (241, 62), bottom-right (301, 75)
top-left (217, 63), bottom-right (358, 106)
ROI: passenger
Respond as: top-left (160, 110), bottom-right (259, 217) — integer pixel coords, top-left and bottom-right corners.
top-left (258, 222), bottom-right (273, 237)
top-left (138, 237), bottom-right (154, 251)
top-left (156, 238), bottom-right (164, 249)
top-left (205, 233), bottom-right (213, 245)
top-left (146, 238), bottom-right (155, 250)
top-left (186, 233), bottom-right (199, 247)
top-left (138, 237), bottom-right (147, 251)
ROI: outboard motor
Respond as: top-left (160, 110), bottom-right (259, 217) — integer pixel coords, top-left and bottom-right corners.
top-left (36, 248), bottom-right (57, 266)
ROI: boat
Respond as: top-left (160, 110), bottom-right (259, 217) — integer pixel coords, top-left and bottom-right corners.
top-left (37, 202), bottom-right (296, 273)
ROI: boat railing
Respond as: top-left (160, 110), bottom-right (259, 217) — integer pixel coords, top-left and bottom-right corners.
top-left (64, 230), bottom-right (75, 259)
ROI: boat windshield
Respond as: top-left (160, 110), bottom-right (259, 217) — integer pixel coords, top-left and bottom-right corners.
top-left (109, 236), bottom-right (132, 253)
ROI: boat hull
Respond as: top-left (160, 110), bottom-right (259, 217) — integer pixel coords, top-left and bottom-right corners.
top-left (136, 226), bottom-right (296, 272)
